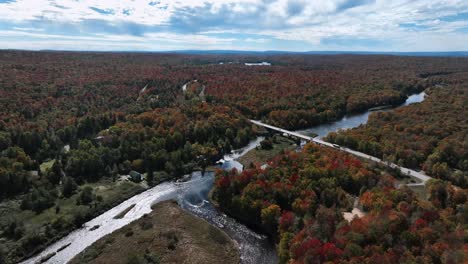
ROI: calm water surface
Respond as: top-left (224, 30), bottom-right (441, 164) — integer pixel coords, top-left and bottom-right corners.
top-left (296, 91), bottom-right (426, 138)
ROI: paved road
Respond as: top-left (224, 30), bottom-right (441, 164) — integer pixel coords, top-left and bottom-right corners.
top-left (250, 120), bottom-right (432, 184)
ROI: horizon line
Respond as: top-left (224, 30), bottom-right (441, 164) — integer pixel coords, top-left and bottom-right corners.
top-left (1, 48), bottom-right (468, 56)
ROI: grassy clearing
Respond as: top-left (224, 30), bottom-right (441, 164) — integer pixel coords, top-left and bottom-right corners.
top-left (408, 185), bottom-right (427, 200)
top-left (70, 201), bottom-right (239, 264)
top-left (0, 179), bottom-right (145, 263)
top-left (238, 135), bottom-right (297, 167)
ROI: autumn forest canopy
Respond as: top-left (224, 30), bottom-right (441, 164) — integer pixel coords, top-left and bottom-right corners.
top-left (0, 50), bottom-right (467, 263)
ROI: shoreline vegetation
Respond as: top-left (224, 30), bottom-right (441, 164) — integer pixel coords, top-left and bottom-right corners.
top-left (0, 179), bottom-right (146, 263)
top-left (69, 200), bottom-right (240, 264)
top-left (326, 84), bottom-right (468, 188)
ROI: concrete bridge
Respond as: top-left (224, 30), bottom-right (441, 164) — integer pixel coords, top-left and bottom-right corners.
top-left (250, 119), bottom-right (432, 184)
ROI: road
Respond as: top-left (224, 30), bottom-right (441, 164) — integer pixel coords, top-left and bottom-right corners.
top-left (250, 120), bottom-right (432, 184)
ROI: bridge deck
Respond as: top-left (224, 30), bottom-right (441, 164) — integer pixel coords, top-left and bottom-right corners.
top-left (250, 119), bottom-right (432, 184)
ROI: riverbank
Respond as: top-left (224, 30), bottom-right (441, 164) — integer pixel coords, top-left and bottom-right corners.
top-left (21, 148), bottom-right (276, 264)
top-left (295, 91), bottom-right (427, 138)
top-left (70, 200), bottom-right (239, 264)
top-left (0, 179), bottom-right (145, 264)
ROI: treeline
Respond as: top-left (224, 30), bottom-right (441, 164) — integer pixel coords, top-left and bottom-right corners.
top-left (201, 55), bottom-right (468, 130)
top-left (3, 51), bottom-right (466, 134)
top-left (213, 144), bottom-right (467, 263)
top-left (0, 103), bottom-right (254, 197)
top-left (65, 104), bottom-right (254, 183)
top-left (202, 65), bottom-right (423, 130)
top-left (0, 112), bottom-right (122, 199)
top-left (326, 77), bottom-right (468, 187)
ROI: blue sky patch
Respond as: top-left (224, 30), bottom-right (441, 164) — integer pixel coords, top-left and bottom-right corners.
top-left (439, 12), bottom-right (468, 22)
top-left (89, 7), bottom-right (115, 15)
top-left (321, 37), bottom-right (386, 49)
top-left (399, 23), bottom-right (430, 30)
top-left (336, 0), bottom-right (375, 12)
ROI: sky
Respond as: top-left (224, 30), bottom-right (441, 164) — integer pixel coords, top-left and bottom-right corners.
top-left (0, 0), bottom-right (467, 52)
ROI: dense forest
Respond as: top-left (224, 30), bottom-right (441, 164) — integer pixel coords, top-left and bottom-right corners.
top-left (202, 55), bottom-right (468, 129)
top-left (2, 51), bottom-right (466, 201)
top-left (326, 72), bottom-right (468, 187)
top-left (0, 53), bottom-right (257, 263)
top-left (213, 144), bottom-right (467, 263)
top-left (0, 51), bottom-right (467, 263)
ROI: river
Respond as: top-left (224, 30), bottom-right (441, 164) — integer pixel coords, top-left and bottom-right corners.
top-left (24, 91), bottom-right (425, 264)
top-left (296, 92), bottom-right (426, 138)
top-left (22, 137), bottom-right (274, 264)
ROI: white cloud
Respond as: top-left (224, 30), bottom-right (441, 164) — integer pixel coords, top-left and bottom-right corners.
top-left (0, 0), bottom-right (467, 51)
top-left (0, 29), bottom-right (250, 51)
top-left (12, 27), bottom-right (44, 31)
top-left (245, 38), bottom-right (269, 43)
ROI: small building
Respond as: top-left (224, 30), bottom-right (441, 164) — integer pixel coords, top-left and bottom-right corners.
top-left (129, 171), bottom-right (143, 183)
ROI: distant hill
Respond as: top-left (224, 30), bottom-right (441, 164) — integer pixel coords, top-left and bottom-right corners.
top-left (162, 50), bottom-right (468, 57)
top-left (3, 49), bottom-right (466, 57)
